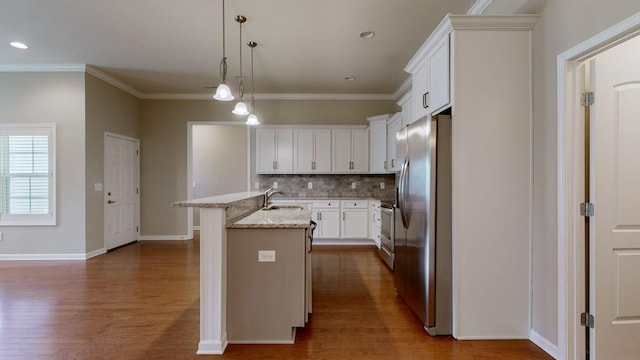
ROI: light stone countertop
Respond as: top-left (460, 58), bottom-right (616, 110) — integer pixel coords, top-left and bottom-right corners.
top-left (228, 208), bottom-right (312, 229)
top-left (172, 191), bottom-right (263, 208)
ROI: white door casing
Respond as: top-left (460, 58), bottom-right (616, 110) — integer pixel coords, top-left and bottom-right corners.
top-left (558, 13), bottom-right (640, 359)
top-left (104, 133), bottom-right (140, 250)
top-left (590, 36), bottom-right (640, 359)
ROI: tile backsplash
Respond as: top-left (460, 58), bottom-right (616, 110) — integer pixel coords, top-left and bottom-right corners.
top-left (257, 174), bottom-right (396, 200)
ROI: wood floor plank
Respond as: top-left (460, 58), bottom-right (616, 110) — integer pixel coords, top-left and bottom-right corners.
top-left (0, 236), bottom-right (553, 359)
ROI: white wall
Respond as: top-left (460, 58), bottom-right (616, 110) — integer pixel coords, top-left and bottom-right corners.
top-left (0, 72), bottom-right (87, 255)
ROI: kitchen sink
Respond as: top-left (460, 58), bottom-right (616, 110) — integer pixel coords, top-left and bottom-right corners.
top-left (262, 204), bottom-right (305, 211)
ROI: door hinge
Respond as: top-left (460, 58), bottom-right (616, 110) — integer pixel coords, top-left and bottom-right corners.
top-left (581, 312), bottom-right (595, 328)
top-left (580, 202), bottom-right (595, 217)
top-left (137, 188), bottom-right (139, 194)
top-left (136, 226), bottom-right (139, 233)
top-left (581, 92), bottom-right (595, 106)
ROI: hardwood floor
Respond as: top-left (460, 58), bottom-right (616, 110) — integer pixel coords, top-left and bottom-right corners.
top-left (0, 236), bottom-right (553, 360)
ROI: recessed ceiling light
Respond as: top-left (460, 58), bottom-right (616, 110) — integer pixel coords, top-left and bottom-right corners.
top-left (344, 76), bottom-right (356, 81)
top-left (359, 31), bottom-right (375, 39)
top-left (10, 41), bottom-right (28, 50)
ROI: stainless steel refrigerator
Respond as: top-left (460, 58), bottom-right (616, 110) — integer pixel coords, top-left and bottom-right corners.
top-left (394, 115), bottom-right (452, 336)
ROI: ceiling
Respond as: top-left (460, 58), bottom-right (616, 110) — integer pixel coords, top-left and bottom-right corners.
top-left (1, 0), bottom-right (487, 99)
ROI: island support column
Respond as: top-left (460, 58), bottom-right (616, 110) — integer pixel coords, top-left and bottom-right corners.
top-left (196, 207), bottom-right (228, 354)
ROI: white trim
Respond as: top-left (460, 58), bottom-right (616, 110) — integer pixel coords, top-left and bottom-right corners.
top-left (0, 64), bottom-right (87, 72)
top-left (193, 225), bottom-right (201, 231)
top-left (531, 329), bottom-right (559, 359)
top-left (455, 335), bottom-right (529, 340)
top-left (143, 93), bottom-right (396, 101)
top-left (0, 253), bottom-right (86, 260)
top-left (86, 65), bottom-right (143, 98)
top-left (86, 248), bottom-right (107, 259)
top-left (139, 235), bottom-right (193, 241)
top-left (557, 11), bottom-right (640, 360)
top-left (393, 77), bottom-right (412, 100)
top-left (313, 239), bottom-right (376, 246)
top-left (467, 0), bottom-right (494, 14)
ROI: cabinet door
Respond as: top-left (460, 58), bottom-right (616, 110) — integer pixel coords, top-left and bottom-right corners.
top-left (428, 34), bottom-right (450, 112)
top-left (369, 120), bottom-right (387, 174)
top-left (332, 129), bottom-right (352, 173)
top-left (350, 129), bottom-right (369, 173)
top-left (341, 209), bottom-right (369, 239)
top-left (294, 129), bottom-right (314, 173)
top-left (317, 208), bottom-right (340, 238)
top-left (274, 129), bottom-right (293, 173)
top-left (387, 115), bottom-right (401, 173)
top-left (412, 59), bottom-right (429, 121)
top-left (256, 129), bottom-right (276, 174)
top-left (313, 130), bottom-right (332, 173)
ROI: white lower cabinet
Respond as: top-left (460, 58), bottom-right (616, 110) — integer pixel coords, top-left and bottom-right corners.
top-left (369, 200), bottom-right (381, 247)
top-left (311, 201), bottom-right (340, 239)
top-left (340, 200), bottom-right (369, 239)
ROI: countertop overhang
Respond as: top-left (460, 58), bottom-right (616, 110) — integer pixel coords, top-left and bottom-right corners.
top-left (228, 207), bottom-right (311, 229)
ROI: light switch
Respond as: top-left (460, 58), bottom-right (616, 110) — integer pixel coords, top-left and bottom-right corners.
top-left (94, 183), bottom-right (103, 192)
top-left (351, 182), bottom-right (357, 189)
top-left (258, 250), bottom-right (276, 262)
top-left (380, 182), bottom-right (385, 189)
top-left (255, 182), bottom-right (260, 189)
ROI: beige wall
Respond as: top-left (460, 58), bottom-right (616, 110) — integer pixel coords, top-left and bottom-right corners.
top-left (140, 99), bottom-right (396, 236)
top-left (531, 0), bottom-right (640, 346)
top-left (0, 72), bottom-right (87, 254)
top-left (85, 74), bottom-right (141, 253)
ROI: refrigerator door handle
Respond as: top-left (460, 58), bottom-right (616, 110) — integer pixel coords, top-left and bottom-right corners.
top-left (399, 159), bottom-right (410, 229)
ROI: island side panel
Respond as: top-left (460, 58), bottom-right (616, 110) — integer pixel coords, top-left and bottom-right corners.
top-left (197, 207), bottom-right (228, 354)
top-left (227, 228), bottom-right (306, 344)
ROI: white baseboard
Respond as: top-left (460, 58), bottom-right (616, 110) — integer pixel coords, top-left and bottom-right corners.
top-left (313, 238), bottom-right (376, 246)
top-left (455, 335), bottom-right (529, 340)
top-left (194, 226), bottom-right (201, 231)
top-left (139, 235), bottom-right (193, 241)
top-left (530, 329), bottom-right (558, 359)
top-left (86, 248), bottom-right (106, 259)
top-left (0, 253), bottom-right (86, 260)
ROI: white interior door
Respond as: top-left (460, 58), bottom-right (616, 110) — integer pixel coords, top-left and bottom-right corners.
top-left (591, 35), bottom-right (640, 359)
top-left (104, 133), bottom-right (139, 250)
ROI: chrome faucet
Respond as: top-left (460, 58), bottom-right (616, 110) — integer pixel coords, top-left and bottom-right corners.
top-left (263, 188), bottom-right (285, 208)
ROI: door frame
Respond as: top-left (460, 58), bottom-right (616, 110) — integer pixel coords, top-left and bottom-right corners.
top-left (557, 12), bottom-right (640, 360)
top-left (186, 122), bottom-right (252, 238)
top-left (103, 131), bottom-right (141, 249)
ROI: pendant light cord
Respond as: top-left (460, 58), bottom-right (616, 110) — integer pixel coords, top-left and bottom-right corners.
top-left (219, 0), bottom-right (227, 84)
top-left (250, 44), bottom-right (255, 110)
top-left (237, 18), bottom-right (244, 99)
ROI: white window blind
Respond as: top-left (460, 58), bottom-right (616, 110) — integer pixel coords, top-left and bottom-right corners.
top-left (0, 124), bottom-right (56, 226)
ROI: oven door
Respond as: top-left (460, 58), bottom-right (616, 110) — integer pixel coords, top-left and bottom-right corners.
top-left (380, 206), bottom-right (394, 251)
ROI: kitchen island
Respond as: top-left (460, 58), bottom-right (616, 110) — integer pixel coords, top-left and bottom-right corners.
top-left (173, 193), bottom-right (312, 354)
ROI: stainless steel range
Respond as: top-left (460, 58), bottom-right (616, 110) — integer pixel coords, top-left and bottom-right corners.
top-left (378, 201), bottom-right (394, 269)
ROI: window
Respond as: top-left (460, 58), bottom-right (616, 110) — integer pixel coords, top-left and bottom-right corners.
top-left (0, 124), bottom-right (56, 226)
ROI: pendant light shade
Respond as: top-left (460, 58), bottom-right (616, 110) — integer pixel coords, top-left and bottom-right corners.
top-left (245, 113), bottom-right (260, 126)
top-left (213, 83), bottom-right (233, 101)
top-left (213, 0), bottom-right (234, 101)
top-left (246, 41), bottom-right (260, 125)
top-left (232, 100), bottom-right (249, 115)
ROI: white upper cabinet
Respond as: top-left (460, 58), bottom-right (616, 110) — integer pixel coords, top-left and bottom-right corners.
top-left (367, 114), bottom-right (389, 174)
top-left (256, 128), bottom-right (293, 174)
top-left (332, 129), bottom-right (369, 173)
top-left (427, 34), bottom-right (450, 113)
top-left (397, 91), bottom-right (413, 127)
top-left (293, 129), bottom-right (331, 173)
top-left (387, 112), bottom-right (402, 173)
top-left (411, 60), bottom-right (429, 122)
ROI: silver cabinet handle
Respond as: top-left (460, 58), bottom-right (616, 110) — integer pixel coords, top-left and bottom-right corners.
top-left (342, 212), bottom-right (345, 221)
top-left (391, 159), bottom-right (395, 168)
top-left (318, 211), bottom-right (322, 221)
top-left (384, 160), bottom-right (387, 170)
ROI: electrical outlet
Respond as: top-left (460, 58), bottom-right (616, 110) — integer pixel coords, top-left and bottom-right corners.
top-left (254, 182), bottom-right (260, 189)
top-left (351, 182), bottom-right (357, 189)
top-left (258, 250), bottom-right (276, 262)
top-left (273, 182), bottom-right (278, 189)
top-left (308, 182), bottom-right (313, 189)
top-left (380, 182), bottom-right (385, 189)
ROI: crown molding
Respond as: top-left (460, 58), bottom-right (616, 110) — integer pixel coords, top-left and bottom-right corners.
top-left (85, 65), bottom-right (143, 98)
top-left (393, 77), bottom-right (412, 100)
top-left (142, 93), bottom-right (396, 101)
top-left (1, 64), bottom-right (395, 101)
top-left (467, 0), bottom-right (494, 14)
top-left (0, 64), bottom-right (87, 72)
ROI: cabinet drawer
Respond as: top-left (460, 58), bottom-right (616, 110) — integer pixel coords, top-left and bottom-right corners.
top-left (340, 200), bottom-right (368, 209)
top-left (311, 201), bottom-right (339, 208)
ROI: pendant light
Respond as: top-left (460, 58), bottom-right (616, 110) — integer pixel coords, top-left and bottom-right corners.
top-left (232, 15), bottom-right (250, 115)
top-left (213, 0), bottom-right (234, 101)
top-left (245, 41), bottom-right (260, 125)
